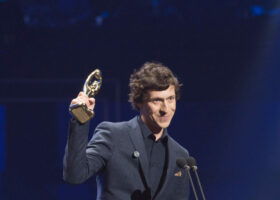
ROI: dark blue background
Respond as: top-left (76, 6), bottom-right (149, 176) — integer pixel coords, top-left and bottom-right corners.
top-left (1, 0), bottom-right (280, 199)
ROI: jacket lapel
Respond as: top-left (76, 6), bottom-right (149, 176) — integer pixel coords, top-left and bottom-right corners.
top-left (127, 117), bottom-right (150, 188)
top-left (155, 135), bottom-right (176, 198)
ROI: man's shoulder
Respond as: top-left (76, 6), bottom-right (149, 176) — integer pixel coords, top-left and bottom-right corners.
top-left (96, 116), bottom-right (138, 131)
top-left (168, 135), bottom-right (189, 156)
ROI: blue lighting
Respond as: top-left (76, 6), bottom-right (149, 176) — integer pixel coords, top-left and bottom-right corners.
top-left (101, 11), bottom-right (109, 18)
top-left (152, 0), bottom-right (159, 7)
top-left (268, 7), bottom-right (280, 16)
top-left (251, 5), bottom-right (265, 17)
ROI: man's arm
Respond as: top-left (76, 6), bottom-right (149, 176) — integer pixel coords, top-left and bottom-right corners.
top-left (63, 92), bottom-right (114, 184)
top-left (63, 118), bottom-right (91, 184)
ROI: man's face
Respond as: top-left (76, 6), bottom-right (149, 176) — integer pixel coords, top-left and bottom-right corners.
top-left (139, 85), bottom-right (176, 133)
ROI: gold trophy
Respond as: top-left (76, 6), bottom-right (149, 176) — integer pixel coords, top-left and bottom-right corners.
top-left (69, 69), bottom-right (102, 124)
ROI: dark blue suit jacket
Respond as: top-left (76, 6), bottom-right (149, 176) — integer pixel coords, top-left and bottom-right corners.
top-left (63, 116), bottom-right (190, 200)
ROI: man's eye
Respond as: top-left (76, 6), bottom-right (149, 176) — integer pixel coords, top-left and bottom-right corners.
top-left (152, 99), bottom-right (161, 103)
top-left (168, 96), bottom-right (175, 101)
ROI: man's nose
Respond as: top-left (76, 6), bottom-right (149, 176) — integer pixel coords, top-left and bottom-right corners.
top-left (160, 100), bottom-right (168, 112)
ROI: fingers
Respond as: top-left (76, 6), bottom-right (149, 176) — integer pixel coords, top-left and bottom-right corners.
top-left (78, 91), bottom-right (86, 97)
top-left (87, 98), bottom-right (95, 110)
top-left (70, 92), bottom-right (96, 110)
top-left (88, 98), bottom-right (95, 105)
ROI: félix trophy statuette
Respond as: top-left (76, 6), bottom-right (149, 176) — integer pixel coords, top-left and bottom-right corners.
top-left (69, 69), bottom-right (102, 123)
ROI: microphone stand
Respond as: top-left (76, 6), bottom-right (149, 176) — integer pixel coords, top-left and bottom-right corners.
top-left (186, 165), bottom-right (199, 200)
top-left (192, 166), bottom-right (206, 200)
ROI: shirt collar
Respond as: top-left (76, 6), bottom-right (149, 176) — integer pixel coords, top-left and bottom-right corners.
top-left (137, 115), bottom-right (168, 141)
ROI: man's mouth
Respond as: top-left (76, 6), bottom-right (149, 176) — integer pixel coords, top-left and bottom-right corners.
top-left (159, 115), bottom-right (170, 121)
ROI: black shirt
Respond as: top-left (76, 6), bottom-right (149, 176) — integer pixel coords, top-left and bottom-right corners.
top-left (137, 116), bottom-right (168, 198)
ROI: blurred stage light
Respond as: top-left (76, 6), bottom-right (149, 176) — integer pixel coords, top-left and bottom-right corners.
top-left (251, 5), bottom-right (265, 16)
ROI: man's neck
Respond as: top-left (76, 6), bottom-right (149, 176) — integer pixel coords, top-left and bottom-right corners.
top-left (141, 115), bottom-right (163, 141)
top-left (153, 131), bottom-right (163, 141)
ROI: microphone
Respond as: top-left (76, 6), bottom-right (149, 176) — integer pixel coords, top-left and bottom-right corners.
top-left (176, 158), bottom-right (199, 200)
top-left (186, 157), bottom-right (206, 200)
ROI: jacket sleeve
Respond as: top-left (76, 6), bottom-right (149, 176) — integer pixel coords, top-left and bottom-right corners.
top-left (63, 119), bottom-right (114, 184)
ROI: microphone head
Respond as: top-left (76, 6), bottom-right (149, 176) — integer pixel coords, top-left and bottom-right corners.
top-left (176, 157), bottom-right (188, 169)
top-left (186, 156), bottom-right (197, 167)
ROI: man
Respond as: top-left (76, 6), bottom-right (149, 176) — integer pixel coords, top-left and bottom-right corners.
top-left (63, 62), bottom-right (190, 200)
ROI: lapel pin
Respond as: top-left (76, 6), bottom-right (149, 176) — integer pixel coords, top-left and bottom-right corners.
top-left (133, 151), bottom-right (140, 158)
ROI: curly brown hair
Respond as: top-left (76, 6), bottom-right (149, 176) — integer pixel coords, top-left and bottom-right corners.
top-left (128, 62), bottom-right (181, 110)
